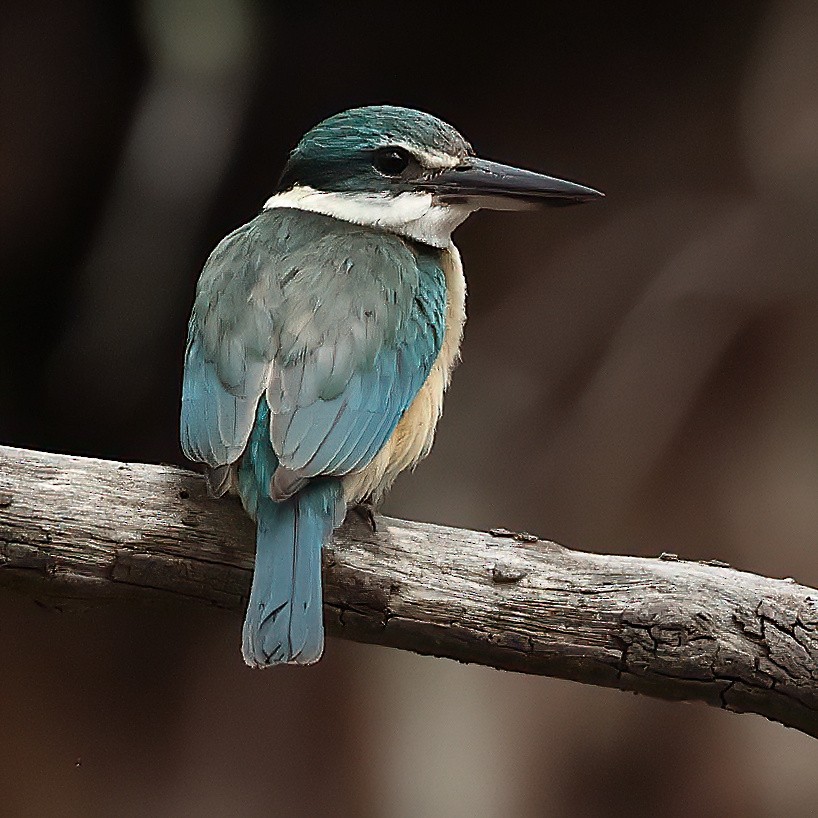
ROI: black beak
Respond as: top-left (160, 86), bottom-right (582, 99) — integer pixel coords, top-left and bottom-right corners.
top-left (414, 157), bottom-right (603, 210)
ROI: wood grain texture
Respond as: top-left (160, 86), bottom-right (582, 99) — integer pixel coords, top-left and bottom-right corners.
top-left (1, 444), bottom-right (817, 737)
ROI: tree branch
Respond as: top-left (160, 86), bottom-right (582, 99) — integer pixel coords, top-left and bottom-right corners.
top-left (1, 444), bottom-right (817, 737)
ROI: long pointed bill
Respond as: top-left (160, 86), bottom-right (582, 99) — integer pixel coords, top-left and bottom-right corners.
top-left (415, 157), bottom-right (603, 210)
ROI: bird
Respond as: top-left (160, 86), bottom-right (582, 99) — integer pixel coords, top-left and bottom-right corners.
top-left (180, 105), bottom-right (602, 668)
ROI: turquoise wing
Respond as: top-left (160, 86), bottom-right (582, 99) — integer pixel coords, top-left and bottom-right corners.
top-left (267, 215), bottom-right (446, 482)
top-left (181, 208), bottom-right (446, 493)
top-left (180, 217), bottom-right (282, 468)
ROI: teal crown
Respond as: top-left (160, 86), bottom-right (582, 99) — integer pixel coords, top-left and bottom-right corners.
top-left (277, 105), bottom-right (472, 194)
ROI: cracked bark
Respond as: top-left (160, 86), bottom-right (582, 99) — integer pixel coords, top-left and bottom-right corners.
top-left (1, 444), bottom-right (817, 738)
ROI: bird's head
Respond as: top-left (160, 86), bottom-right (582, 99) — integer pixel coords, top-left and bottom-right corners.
top-left (266, 105), bottom-right (602, 248)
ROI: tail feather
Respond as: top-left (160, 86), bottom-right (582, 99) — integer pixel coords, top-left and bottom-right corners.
top-left (242, 479), bottom-right (344, 667)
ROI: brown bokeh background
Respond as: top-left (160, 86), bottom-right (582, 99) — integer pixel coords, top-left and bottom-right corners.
top-left (2, 1), bottom-right (818, 815)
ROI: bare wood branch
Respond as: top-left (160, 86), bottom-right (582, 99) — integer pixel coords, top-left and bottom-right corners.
top-left (1, 444), bottom-right (817, 737)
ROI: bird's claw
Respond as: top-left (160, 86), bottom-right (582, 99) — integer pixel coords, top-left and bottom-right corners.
top-left (352, 501), bottom-right (378, 533)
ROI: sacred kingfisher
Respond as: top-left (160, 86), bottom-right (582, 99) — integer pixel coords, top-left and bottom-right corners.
top-left (180, 105), bottom-right (601, 667)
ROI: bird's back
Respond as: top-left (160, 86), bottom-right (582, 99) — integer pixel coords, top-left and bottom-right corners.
top-left (183, 207), bottom-right (453, 500)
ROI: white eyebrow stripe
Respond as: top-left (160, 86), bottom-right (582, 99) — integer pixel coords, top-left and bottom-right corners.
top-left (390, 143), bottom-right (461, 170)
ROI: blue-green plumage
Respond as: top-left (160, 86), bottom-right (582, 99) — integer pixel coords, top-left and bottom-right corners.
top-left (180, 105), bottom-right (600, 668)
top-left (238, 401), bottom-right (344, 665)
top-left (277, 106), bottom-right (471, 195)
top-left (181, 207), bottom-right (447, 666)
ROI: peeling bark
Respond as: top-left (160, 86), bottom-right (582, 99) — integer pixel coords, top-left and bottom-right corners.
top-left (1, 444), bottom-right (817, 738)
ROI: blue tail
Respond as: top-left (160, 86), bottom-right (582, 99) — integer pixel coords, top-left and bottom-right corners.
top-left (237, 400), bottom-right (345, 667)
top-left (242, 481), bottom-right (344, 667)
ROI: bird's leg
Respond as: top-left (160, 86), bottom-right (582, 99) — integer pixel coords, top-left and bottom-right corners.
top-left (351, 496), bottom-right (378, 532)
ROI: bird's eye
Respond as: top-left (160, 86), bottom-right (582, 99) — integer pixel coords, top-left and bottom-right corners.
top-left (372, 146), bottom-right (412, 177)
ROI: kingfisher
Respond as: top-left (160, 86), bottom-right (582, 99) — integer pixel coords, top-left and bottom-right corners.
top-left (180, 105), bottom-right (601, 668)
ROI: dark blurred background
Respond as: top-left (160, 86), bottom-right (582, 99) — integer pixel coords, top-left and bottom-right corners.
top-left (2, 1), bottom-right (818, 815)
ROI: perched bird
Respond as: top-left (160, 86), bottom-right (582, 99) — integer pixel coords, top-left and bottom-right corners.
top-left (180, 105), bottom-right (601, 668)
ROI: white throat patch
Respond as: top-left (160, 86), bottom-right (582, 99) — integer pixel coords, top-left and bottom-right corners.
top-left (263, 185), bottom-right (474, 249)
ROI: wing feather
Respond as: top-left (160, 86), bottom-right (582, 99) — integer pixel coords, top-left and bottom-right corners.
top-left (181, 208), bottom-right (447, 497)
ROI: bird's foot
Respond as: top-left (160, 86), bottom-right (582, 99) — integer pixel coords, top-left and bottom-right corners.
top-left (351, 500), bottom-right (378, 533)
